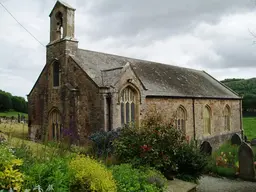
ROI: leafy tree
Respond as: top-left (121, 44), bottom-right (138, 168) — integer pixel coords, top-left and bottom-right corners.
top-left (221, 78), bottom-right (256, 112)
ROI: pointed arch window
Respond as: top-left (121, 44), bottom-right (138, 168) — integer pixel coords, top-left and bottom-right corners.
top-left (204, 105), bottom-right (211, 135)
top-left (120, 87), bottom-right (137, 125)
top-left (224, 105), bottom-right (231, 131)
top-left (176, 106), bottom-right (186, 134)
top-left (48, 109), bottom-right (62, 140)
top-left (53, 62), bottom-right (60, 87)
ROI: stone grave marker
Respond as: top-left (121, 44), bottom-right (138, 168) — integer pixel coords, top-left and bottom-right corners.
top-left (231, 133), bottom-right (242, 145)
top-left (251, 138), bottom-right (256, 146)
top-left (18, 113), bottom-right (21, 123)
top-left (244, 135), bottom-right (248, 143)
top-left (200, 141), bottom-right (212, 156)
top-left (238, 142), bottom-right (255, 181)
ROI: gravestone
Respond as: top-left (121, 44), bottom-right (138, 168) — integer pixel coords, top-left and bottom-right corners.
top-left (238, 142), bottom-right (255, 181)
top-left (251, 138), bottom-right (256, 146)
top-left (244, 135), bottom-right (248, 143)
top-left (231, 133), bottom-right (242, 145)
top-left (21, 114), bottom-right (25, 122)
top-left (200, 141), bottom-right (212, 155)
top-left (17, 113), bottom-right (21, 123)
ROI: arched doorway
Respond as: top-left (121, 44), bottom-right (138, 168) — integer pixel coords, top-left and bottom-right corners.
top-left (48, 109), bottom-right (62, 141)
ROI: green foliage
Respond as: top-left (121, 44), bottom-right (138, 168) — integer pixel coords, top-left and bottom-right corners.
top-left (113, 123), bottom-right (208, 182)
top-left (221, 78), bottom-right (256, 112)
top-left (113, 125), bottom-right (185, 173)
top-left (111, 164), bottom-right (167, 192)
top-left (209, 142), bottom-right (240, 178)
top-left (174, 141), bottom-right (208, 182)
top-left (69, 155), bottom-right (117, 192)
top-left (0, 143), bottom-right (24, 191)
top-left (22, 156), bottom-right (72, 192)
top-left (0, 89), bottom-right (27, 113)
top-left (89, 129), bottom-right (121, 158)
top-left (243, 117), bottom-right (256, 140)
top-left (213, 166), bottom-right (237, 178)
top-left (0, 90), bottom-right (12, 112)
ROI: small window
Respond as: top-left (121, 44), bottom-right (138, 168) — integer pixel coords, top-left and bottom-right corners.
top-left (204, 105), bottom-right (211, 135)
top-left (53, 62), bottom-right (60, 87)
top-left (224, 105), bottom-right (231, 131)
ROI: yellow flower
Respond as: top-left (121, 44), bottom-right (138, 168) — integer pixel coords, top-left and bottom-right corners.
top-left (11, 159), bottom-right (23, 166)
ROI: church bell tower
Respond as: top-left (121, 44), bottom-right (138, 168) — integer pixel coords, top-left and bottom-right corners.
top-left (48, 0), bottom-right (77, 43)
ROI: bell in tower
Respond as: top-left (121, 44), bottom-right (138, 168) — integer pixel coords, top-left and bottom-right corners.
top-left (49, 0), bottom-right (76, 43)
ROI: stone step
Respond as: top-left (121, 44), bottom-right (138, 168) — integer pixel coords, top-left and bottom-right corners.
top-left (167, 178), bottom-right (197, 192)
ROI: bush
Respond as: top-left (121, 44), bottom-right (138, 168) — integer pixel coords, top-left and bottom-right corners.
top-left (69, 155), bottom-right (117, 192)
top-left (113, 125), bottom-right (185, 173)
top-left (89, 129), bottom-right (121, 158)
top-left (111, 164), bottom-right (167, 192)
top-left (22, 156), bottom-right (72, 192)
top-left (174, 141), bottom-right (208, 182)
top-left (0, 143), bottom-right (24, 191)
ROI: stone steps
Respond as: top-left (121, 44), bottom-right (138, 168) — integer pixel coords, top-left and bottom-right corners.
top-left (167, 178), bottom-right (197, 192)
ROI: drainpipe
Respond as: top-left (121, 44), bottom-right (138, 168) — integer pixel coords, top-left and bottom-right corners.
top-left (107, 93), bottom-right (112, 131)
top-left (239, 99), bottom-right (243, 139)
top-left (192, 98), bottom-right (196, 141)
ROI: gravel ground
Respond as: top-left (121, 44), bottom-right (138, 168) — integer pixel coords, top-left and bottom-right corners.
top-left (197, 176), bottom-right (256, 192)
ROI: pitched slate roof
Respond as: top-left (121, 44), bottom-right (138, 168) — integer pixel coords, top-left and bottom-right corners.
top-left (72, 48), bottom-right (240, 99)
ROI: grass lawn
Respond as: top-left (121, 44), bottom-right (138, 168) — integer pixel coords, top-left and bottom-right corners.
top-left (0, 122), bottom-right (28, 140)
top-left (243, 117), bottom-right (256, 141)
top-left (0, 110), bottom-right (28, 119)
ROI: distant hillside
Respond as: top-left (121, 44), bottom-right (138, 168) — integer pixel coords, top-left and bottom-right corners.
top-left (221, 78), bottom-right (256, 112)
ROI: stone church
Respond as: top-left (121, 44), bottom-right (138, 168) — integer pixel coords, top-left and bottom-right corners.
top-left (27, 1), bottom-right (243, 148)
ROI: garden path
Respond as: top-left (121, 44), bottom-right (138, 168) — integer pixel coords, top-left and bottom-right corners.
top-left (197, 175), bottom-right (256, 192)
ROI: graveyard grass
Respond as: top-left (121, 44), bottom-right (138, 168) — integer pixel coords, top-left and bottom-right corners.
top-left (243, 117), bottom-right (256, 141)
top-left (0, 110), bottom-right (28, 119)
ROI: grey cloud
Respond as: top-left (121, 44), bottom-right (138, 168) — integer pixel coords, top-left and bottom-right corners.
top-left (80, 0), bottom-right (254, 40)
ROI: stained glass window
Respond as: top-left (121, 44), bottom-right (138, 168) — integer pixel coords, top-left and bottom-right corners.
top-left (120, 87), bottom-right (136, 125)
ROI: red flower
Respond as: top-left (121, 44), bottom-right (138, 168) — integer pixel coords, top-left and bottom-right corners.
top-left (140, 144), bottom-right (152, 152)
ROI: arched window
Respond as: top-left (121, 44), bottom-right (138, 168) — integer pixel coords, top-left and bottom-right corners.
top-left (224, 105), bottom-right (231, 131)
top-left (53, 62), bottom-right (60, 87)
top-left (48, 109), bottom-right (62, 140)
top-left (120, 87), bottom-right (136, 125)
top-left (204, 105), bottom-right (211, 135)
top-left (176, 106), bottom-right (186, 134)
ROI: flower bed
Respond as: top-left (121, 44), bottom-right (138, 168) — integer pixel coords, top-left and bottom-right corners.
top-left (208, 142), bottom-right (256, 178)
top-left (0, 134), bottom-right (167, 192)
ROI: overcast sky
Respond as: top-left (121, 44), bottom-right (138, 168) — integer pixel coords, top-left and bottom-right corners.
top-left (1, 0), bottom-right (256, 98)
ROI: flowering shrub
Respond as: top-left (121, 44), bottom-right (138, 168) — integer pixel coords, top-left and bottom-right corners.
top-left (209, 142), bottom-right (240, 177)
top-left (89, 129), bottom-right (121, 158)
top-left (69, 155), bottom-right (117, 192)
top-left (0, 143), bottom-right (24, 191)
top-left (111, 164), bottom-right (167, 192)
top-left (113, 123), bottom-right (207, 180)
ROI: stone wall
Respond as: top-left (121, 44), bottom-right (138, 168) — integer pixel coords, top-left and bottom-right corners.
top-left (144, 97), bottom-right (242, 149)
